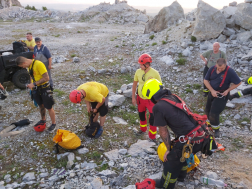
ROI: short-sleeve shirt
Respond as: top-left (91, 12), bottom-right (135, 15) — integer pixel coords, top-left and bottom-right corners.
top-left (29, 60), bottom-right (48, 86)
top-left (153, 95), bottom-right (196, 136)
top-left (77, 82), bottom-right (109, 103)
top-left (204, 66), bottom-right (241, 91)
top-left (134, 67), bottom-right (161, 99)
top-left (25, 39), bottom-right (36, 52)
top-left (202, 50), bottom-right (226, 68)
top-left (34, 44), bottom-right (52, 60)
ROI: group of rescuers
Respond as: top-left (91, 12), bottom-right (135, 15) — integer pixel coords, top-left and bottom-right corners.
top-left (9, 33), bottom-right (252, 188)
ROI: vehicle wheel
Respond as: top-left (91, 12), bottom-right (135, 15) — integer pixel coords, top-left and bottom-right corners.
top-left (12, 69), bottom-right (30, 89)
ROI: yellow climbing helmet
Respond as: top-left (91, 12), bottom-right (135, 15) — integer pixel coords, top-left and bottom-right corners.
top-left (142, 79), bottom-right (163, 99)
top-left (245, 76), bottom-right (252, 85)
top-left (157, 142), bottom-right (167, 162)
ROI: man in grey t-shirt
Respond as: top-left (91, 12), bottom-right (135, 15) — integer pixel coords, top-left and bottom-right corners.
top-left (200, 42), bottom-right (227, 96)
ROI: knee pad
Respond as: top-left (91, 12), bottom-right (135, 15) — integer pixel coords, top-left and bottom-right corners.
top-left (209, 114), bottom-right (219, 126)
top-left (139, 111), bottom-right (146, 121)
top-left (149, 113), bottom-right (154, 125)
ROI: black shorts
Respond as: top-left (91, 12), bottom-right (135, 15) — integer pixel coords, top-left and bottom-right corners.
top-left (32, 86), bottom-right (55, 109)
top-left (91, 95), bottom-right (109, 117)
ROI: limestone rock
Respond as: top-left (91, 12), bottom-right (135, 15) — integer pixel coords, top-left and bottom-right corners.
top-left (108, 95), bottom-right (125, 108)
top-left (222, 6), bottom-right (237, 18)
top-left (226, 17), bottom-right (235, 28)
top-left (217, 34), bottom-right (227, 43)
top-left (113, 117), bottom-right (128, 125)
top-left (234, 3), bottom-right (252, 30)
top-left (229, 1), bottom-right (237, 6)
top-left (222, 28), bottom-right (235, 36)
top-left (159, 56), bottom-right (174, 65)
top-left (22, 172), bottom-right (35, 182)
top-left (237, 31), bottom-right (252, 43)
top-left (192, 0), bottom-right (226, 40)
top-left (144, 1), bottom-right (184, 33)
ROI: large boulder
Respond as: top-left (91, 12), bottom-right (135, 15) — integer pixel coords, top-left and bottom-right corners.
top-left (222, 6), bottom-right (237, 18)
top-left (192, 0), bottom-right (226, 41)
top-left (234, 3), bottom-right (252, 30)
top-left (237, 31), bottom-right (252, 42)
top-left (144, 1), bottom-right (184, 33)
top-left (0, 0), bottom-right (21, 9)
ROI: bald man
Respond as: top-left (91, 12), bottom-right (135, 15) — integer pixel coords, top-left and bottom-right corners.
top-left (200, 42), bottom-right (227, 97)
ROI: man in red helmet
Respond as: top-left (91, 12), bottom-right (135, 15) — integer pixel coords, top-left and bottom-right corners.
top-left (132, 53), bottom-right (162, 142)
top-left (69, 82), bottom-right (109, 138)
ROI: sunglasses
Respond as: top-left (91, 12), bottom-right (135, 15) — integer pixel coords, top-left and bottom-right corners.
top-left (142, 73), bottom-right (146, 81)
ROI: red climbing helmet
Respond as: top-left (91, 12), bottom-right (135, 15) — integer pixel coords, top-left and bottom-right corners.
top-left (138, 53), bottom-right (152, 64)
top-left (69, 89), bottom-right (82, 103)
top-left (34, 122), bottom-right (46, 132)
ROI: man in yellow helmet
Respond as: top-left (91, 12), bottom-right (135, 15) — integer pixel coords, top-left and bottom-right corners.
top-left (141, 79), bottom-right (213, 189)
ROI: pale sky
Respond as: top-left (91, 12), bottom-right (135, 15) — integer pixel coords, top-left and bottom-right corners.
top-left (20, 0), bottom-right (245, 9)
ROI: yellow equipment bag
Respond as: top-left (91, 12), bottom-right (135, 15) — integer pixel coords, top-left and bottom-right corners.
top-left (157, 142), bottom-right (200, 172)
top-left (53, 129), bottom-right (81, 150)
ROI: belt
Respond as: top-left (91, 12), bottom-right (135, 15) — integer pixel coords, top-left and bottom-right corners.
top-left (38, 82), bottom-right (50, 89)
top-left (175, 125), bottom-right (206, 144)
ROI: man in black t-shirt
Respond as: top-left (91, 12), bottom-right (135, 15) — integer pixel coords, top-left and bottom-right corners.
top-left (204, 58), bottom-right (241, 138)
top-left (141, 79), bottom-right (211, 189)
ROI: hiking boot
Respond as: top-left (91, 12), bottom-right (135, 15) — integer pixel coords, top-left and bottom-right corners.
top-left (149, 138), bottom-right (158, 145)
top-left (228, 95), bottom-right (235, 101)
top-left (34, 120), bottom-right (46, 126)
top-left (214, 129), bottom-right (220, 138)
top-left (135, 129), bottom-right (145, 136)
top-left (153, 179), bottom-right (164, 188)
top-left (48, 124), bottom-right (56, 133)
top-left (95, 127), bottom-right (103, 138)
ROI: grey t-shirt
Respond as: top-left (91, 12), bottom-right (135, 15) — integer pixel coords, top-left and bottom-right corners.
top-left (202, 50), bottom-right (226, 68)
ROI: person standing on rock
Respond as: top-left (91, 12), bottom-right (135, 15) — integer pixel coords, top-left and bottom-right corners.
top-left (200, 42), bottom-right (227, 97)
top-left (141, 79), bottom-right (214, 189)
top-left (34, 37), bottom-right (53, 90)
top-left (229, 76), bottom-right (252, 100)
top-left (69, 82), bottom-right (109, 138)
top-left (204, 58), bottom-right (241, 138)
top-left (24, 32), bottom-right (36, 52)
top-left (16, 56), bottom-right (56, 133)
top-left (132, 53), bottom-right (161, 143)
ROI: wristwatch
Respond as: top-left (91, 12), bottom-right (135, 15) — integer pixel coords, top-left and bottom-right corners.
top-left (33, 82), bottom-right (37, 86)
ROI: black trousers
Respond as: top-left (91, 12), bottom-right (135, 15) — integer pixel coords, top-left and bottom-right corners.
top-left (205, 92), bottom-right (229, 127)
top-left (0, 69), bottom-right (5, 84)
top-left (203, 66), bottom-right (209, 91)
top-left (158, 141), bottom-right (204, 189)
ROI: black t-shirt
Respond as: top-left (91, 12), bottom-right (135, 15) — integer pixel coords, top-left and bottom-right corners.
top-left (152, 95), bottom-right (196, 136)
top-left (205, 66), bottom-right (241, 91)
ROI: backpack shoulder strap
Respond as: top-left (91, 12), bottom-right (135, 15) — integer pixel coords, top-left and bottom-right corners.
top-left (29, 60), bottom-right (36, 82)
top-left (210, 65), bottom-right (216, 76)
top-left (219, 66), bottom-right (230, 88)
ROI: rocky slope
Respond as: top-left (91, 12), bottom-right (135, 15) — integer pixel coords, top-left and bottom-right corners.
top-left (0, 2), bottom-right (149, 24)
top-left (0, 1), bottom-right (252, 189)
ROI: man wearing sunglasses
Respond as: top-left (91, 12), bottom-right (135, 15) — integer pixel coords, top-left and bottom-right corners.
top-left (204, 58), bottom-right (241, 138)
top-left (132, 53), bottom-right (162, 143)
top-left (69, 82), bottom-right (109, 138)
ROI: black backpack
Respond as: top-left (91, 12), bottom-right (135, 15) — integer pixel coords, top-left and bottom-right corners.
top-left (13, 41), bottom-right (28, 54)
top-left (85, 113), bottom-right (100, 138)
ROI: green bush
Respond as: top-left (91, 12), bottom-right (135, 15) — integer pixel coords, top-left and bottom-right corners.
top-left (191, 36), bottom-right (197, 42)
top-left (149, 35), bottom-right (155, 40)
top-left (152, 42), bottom-right (157, 46)
top-left (42, 6), bottom-right (47, 11)
top-left (176, 58), bottom-right (187, 65)
top-left (185, 88), bottom-right (193, 93)
top-left (162, 41), bottom-right (167, 45)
